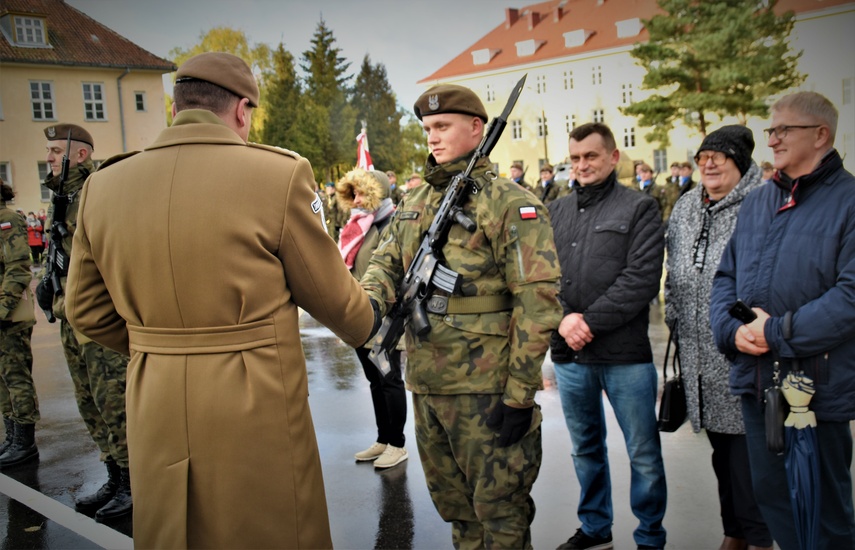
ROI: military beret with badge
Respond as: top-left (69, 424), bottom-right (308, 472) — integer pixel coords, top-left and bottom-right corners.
top-left (414, 84), bottom-right (488, 123)
top-left (44, 124), bottom-right (94, 149)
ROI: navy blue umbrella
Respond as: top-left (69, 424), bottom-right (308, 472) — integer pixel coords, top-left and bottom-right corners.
top-left (782, 371), bottom-right (820, 550)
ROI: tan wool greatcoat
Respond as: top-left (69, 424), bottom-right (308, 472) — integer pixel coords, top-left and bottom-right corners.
top-left (65, 110), bottom-right (374, 549)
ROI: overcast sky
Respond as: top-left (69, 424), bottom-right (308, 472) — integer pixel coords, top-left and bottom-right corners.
top-left (67, 0), bottom-right (513, 113)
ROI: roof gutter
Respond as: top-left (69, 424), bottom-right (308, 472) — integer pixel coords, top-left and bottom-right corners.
top-left (117, 67), bottom-right (130, 152)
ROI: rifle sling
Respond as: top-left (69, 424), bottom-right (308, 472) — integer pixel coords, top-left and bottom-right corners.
top-left (426, 293), bottom-right (513, 315)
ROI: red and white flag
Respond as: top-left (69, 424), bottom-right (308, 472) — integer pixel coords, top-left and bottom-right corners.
top-left (356, 126), bottom-right (374, 171)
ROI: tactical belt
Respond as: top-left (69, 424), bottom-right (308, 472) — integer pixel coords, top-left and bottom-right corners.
top-left (425, 293), bottom-right (513, 315)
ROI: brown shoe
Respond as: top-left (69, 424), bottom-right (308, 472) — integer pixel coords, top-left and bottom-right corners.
top-left (719, 537), bottom-right (747, 550)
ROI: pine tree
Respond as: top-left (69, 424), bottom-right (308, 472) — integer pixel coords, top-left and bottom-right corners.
top-left (262, 43), bottom-right (301, 150)
top-left (622, 0), bottom-right (804, 147)
top-left (351, 55), bottom-right (404, 172)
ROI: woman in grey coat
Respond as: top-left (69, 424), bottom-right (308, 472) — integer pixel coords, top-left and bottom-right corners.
top-left (665, 125), bottom-right (771, 550)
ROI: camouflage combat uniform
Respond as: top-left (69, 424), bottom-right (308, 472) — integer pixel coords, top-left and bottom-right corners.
top-left (362, 155), bottom-right (562, 549)
top-left (42, 161), bottom-right (129, 467)
top-left (0, 203), bottom-right (39, 426)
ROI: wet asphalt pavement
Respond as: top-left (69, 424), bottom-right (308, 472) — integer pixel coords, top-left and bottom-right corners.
top-left (2, 291), bottom-right (853, 549)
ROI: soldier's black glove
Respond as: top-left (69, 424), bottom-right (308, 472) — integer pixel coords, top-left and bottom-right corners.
top-left (367, 298), bottom-right (382, 343)
top-left (35, 278), bottom-right (56, 322)
top-left (487, 402), bottom-right (533, 447)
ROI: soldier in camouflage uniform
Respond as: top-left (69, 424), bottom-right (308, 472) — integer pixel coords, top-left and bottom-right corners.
top-left (0, 181), bottom-right (40, 468)
top-left (36, 124), bottom-right (131, 522)
top-left (361, 84), bottom-right (562, 549)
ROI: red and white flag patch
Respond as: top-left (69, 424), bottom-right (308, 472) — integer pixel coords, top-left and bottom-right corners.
top-left (0, 222), bottom-right (12, 231)
top-left (519, 206), bottom-right (538, 220)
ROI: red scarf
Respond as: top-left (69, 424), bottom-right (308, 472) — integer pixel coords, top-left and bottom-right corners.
top-left (338, 211), bottom-right (375, 269)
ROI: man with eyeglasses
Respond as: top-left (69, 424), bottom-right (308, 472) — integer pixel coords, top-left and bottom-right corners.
top-left (711, 91), bottom-right (855, 548)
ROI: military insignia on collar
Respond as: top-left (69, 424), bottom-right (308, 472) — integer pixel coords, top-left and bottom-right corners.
top-left (519, 206), bottom-right (538, 220)
top-left (428, 94), bottom-right (439, 111)
top-left (47, 126), bottom-right (56, 138)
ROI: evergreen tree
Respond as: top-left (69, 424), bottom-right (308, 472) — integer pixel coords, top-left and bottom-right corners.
top-left (352, 55), bottom-right (404, 172)
top-left (622, 0), bottom-right (804, 147)
top-left (262, 43), bottom-right (301, 150)
top-left (401, 114), bottom-right (429, 174)
top-left (300, 18), bottom-right (354, 181)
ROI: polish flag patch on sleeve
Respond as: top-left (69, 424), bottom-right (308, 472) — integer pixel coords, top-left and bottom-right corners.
top-left (519, 206), bottom-right (538, 220)
top-left (0, 222), bottom-right (12, 231)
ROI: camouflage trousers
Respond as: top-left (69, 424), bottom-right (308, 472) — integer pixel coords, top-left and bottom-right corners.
top-left (413, 393), bottom-right (542, 550)
top-left (60, 321), bottom-right (129, 467)
top-left (0, 325), bottom-right (40, 424)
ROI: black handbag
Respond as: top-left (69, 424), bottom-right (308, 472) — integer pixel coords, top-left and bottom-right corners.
top-left (764, 360), bottom-right (788, 454)
top-left (658, 329), bottom-right (687, 432)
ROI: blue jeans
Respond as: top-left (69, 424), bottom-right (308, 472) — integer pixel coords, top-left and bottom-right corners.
top-left (553, 362), bottom-right (667, 548)
top-left (741, 395), bottom-right (855, 550)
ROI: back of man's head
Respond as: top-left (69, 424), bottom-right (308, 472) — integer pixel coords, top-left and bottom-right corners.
top-left (173, 52), bottom-right (259, 115)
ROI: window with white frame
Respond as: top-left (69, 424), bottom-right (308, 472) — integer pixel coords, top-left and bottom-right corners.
top-left (30, 81), bottom-right (55, 120)
top-left (38, 162), bottom-right (51, 201)
top-left (537, 117), bottom-right (547, 138)
top-left (536, 75), bottom-right (547, 94)
top-left (565, 114), bottom-right (576, 134)
top-left (134, 91), bottom-right (147, 112)
top-left (14, 16), bottom-right (46, 46)
top-left (511, 120), bottom-right (522, 140)
top-left (564, 71), bottom-right (574, 90)
top-left (592, 65), bottom-right (602, 86)
top-left (485, 84), bottom-right (496, 103)
top-left (624, 127), bottom-right (636, 148)
top-left (83, 83), bottom-right (107, 120)
top-left (653, 149), bottom-right (668, 173)
top-left (0, 162), bottom-right (11, 188)
top-left (622, 83), bottom-right (633, 105)
top-left (593, 109), bottom-right (604, 123)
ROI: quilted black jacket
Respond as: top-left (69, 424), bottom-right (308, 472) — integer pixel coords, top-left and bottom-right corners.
top-left (547, 172), bottom-right (665, 364)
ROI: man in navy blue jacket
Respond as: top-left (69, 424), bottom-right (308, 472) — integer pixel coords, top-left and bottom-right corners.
top-left (711, 92), bottom-right (855, 550)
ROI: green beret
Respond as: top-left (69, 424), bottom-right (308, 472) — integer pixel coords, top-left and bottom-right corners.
top-left (414, 84), bottom-right (488, 123)
top-left (44, 123), bottom-right (94, 149)
top-left (175, 52), bottom-right (260, 107)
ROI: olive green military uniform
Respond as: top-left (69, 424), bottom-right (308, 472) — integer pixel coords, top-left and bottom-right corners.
top-left (0, 203), bottom-right (39, 426)
top-left (362, 155), bottom-right (562, 549)
top-left (41, 161), bottom-right (129, 467)
top-left (321, 187), bottom-right (348, 241)
top-left (658, 179), bottom-right (696, 224)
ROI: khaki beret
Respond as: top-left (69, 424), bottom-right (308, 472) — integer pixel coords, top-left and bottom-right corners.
top-left (540, 164), bottom-right (553, 173)
top-left (414, 84), bottom-right (487, 122)
top-left (511, 162), bottom-right (524, 171)
top-left (175, 52), bottom-right (259, 107)
top-left (44, 123), bottom-right (94, 149)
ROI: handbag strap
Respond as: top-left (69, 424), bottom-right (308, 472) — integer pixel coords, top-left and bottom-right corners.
top-left (662, 329), bottom-right (681, 382)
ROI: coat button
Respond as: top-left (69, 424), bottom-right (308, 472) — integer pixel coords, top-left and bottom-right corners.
top-left (571, 242), bottom-right (577, 247)
top-left (564, 278), bottom-right (571, 285)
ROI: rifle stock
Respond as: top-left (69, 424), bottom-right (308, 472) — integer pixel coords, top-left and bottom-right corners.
top-left (368, 75), bottom-right (527, 375)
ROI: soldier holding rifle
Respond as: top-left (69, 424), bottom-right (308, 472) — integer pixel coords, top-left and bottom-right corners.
top-left (361, 81), bottom-right (562, 549)
top-left (35, 124), bottom-right (132, 522)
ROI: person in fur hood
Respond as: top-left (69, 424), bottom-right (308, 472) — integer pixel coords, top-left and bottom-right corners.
top-left (336, 169), bottom-right (408, 469)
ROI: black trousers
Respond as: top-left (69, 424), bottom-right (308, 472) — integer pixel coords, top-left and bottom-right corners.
top-left (706, 430), bottom-right (772, 546)
top-left (355, 346), bottom-right (407, 448)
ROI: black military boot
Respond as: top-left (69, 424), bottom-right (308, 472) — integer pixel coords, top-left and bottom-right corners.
top-left (75, 459), bottom-right (120, 514)
top-left (0, 422), bottom-right (39, 467)
top-left (95, 466), bottom-right (132, 522)
top-left (0, 418), bottom-right (14, 455)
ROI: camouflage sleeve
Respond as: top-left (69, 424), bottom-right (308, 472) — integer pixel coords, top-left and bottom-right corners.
top-left (360, 209), bottom-right (406, 315)
top-left (496, 197), bottom-right (562, 407)
top-left (0, 213), bottom-right (32, 319)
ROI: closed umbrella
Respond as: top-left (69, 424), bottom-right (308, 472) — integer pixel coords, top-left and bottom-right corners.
top-left (782, 370), bottom-right (820, 550)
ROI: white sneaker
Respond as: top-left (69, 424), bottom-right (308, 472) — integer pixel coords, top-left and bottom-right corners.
top-left (373, 445), bottom-right (408, 469)
top-left (354, 442), bottom-right (386, 461)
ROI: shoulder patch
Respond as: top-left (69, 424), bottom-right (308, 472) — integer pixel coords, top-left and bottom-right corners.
top-left (96, 151), bottom-right (140, 171)
top-left (248, 142), bottom-right (301, 159)
top-left (0, 221), bottom-right (12, 231)
top-left (397, 211), bottom-right (419, 221)
top-left (311, 195), bottom-right (322, 214)
top-left (518, 206), bottom-right (538, 220)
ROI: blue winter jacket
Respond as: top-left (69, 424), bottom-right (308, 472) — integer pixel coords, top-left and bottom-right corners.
top-left (710, 150), bottom-right (855, 422)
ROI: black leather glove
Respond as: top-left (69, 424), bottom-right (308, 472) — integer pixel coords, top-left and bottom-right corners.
top-left (366, 298), bottom-right (382, 343)
top-left (35, 278), bottom-right (56, 322)
top-left (486, 402), bottom-right (534, 447)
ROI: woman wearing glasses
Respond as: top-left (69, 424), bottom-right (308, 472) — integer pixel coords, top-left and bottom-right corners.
top-left (664, 125), bottom-right (772, 550)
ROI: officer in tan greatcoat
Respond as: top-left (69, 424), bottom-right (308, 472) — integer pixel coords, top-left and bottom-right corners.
top-left (66, 52), bottom-right (375, 549)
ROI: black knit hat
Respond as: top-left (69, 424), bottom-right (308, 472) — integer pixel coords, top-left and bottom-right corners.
top-left (698, 125), bottom-right (755, 176)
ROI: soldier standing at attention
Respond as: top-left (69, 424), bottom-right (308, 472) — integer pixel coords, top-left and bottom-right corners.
top-left (36, 124), bottom-right (132, 522)
top-left (360, 84), bottom-right (562, 549)
top-left (0, 180), bottom-right (40, 467)
top-left (65, 52), bottom-right (375, 549)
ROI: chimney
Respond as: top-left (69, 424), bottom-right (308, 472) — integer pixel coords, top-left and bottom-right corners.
top-left (553, 6), bottom-right (563, 23)
top-left (527, 11), bottom-right (541, 30)
top-left (506, 8), bottom-right (519, 29)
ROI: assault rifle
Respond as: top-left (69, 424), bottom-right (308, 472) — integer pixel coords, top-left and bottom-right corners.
top-left (36, 131), bottom-right (73, 323)
top-left (368, 74), bottom-right (527, 375)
